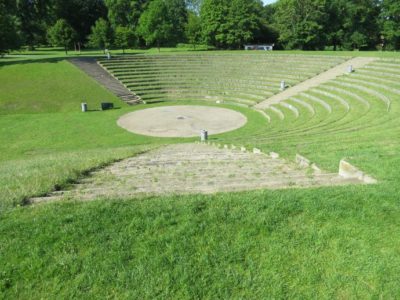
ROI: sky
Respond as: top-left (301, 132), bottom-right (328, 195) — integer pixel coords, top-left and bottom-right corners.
top-left (262, 0), bottom-right (277, 5)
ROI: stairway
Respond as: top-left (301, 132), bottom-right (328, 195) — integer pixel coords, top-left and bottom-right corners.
top-left (32, 143), bottom-right (363, 202)
top-left (69, 57), bottom-right (141, 105)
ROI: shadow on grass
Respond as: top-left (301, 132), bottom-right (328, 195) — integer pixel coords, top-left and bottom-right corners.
top-left (0, 56), bottom-right (66, 67)
top-left (85, 107), bottom-right (122, 112)
top-left (0, 50), bottom-right (147, 67)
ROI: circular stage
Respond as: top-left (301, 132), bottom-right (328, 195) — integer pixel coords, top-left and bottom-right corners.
top-left (117, 105), bottom-right (247, 137)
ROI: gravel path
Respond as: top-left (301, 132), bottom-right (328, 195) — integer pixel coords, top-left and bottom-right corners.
top-left (255, 57), bottom-right (378, 109)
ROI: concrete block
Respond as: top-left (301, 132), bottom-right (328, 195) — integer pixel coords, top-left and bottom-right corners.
top-left (348, 65), bottom-right (353, 73)
top-left (339, 160), bottom-right (363, 180)
top-left (296, 154), bottom-right (310, 168)
top-left (363, 175), bottom-right (378, 184)
top-left (311, 163), bottom-right (322, 174)
top-left (224, 144), bottom-right (229, 149)
top-left (339, 160), bottom-right (377, 184)
top-left (253, 148), bottom-right (262, 154)
top-left (231, 145), bottom-right (237, 150)
top-left (280, 80), bottom-right (286, 91)
top-left (270, 152), bottom-right (279, 159)
top-left (240, 147), bottom-right (247, 152)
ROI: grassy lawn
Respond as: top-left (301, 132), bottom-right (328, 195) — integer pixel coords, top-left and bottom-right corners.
top-left (1, 49), bottom-right (400, 298)
top-left (0, 59), bottom-right (124, 114)
top-left (1, 187), bottom-right (400, 299)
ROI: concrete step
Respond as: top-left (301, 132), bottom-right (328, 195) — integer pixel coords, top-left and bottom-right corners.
top-left (69, 58), bottom-right (142, 105)
top-left (31, 143), bottom-right (365, 203)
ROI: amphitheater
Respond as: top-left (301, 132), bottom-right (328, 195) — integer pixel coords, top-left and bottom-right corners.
top-left (36, 53), bottom-right (400, 201)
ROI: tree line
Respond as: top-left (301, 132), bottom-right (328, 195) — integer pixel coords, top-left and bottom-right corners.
top-left (1, 0), bottom-right (399, 55)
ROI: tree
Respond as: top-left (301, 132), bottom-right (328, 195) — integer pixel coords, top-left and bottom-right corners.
top-left (272, 0), bottom-right (327, 50)
top-left (165, 0), bottom-right (188, 45)
top-left (47, 19), bottom-right (76, 55)
top-left (52, 0), bottom-right (108, 46)
top-left (89, 18), bottom-right (114, 52)
top-left (105, 0), bottom-right (149, 28)
top-left (0, 0), bottom-right (20, 56)
top-left (114, 26), bottom-right (135, 53)
top-left (201, 0), bottom-right (262, 49)
top-left (185, 12), bottom-right (202, 48)
top-left (17, 0), bottom-right (52, 49)
top-left (380, 0), bottom-right (400, 50)
top-left (340, 0), bottom-right (380, 50)
top-left (255, 3), bottom-right (279, 46)
top-left (137, 0), bottom-right (174, 51)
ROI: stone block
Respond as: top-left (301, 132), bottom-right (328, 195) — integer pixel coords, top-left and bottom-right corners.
top-left (296, 154), bottom-right (310, 168)
top-left (253, 148), bottom-right (262, 154)
top-left (363, 175), bottom-right (378, 184)
top-left (311, 163), bottom-right (322, 174)
top-left (240, 147), bottom-right (247, 152)
top-left (270, 152), bottom-right (279, 159)
top-left (339, 160), bottom-right (363, 180)
top-left (339, 160), bottom-right (377, 184)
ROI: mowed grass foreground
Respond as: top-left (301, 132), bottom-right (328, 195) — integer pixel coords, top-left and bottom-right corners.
top-left (1, 50), bottom-right (400, 298)
top-left (2, 188), bottom-right (400, 298)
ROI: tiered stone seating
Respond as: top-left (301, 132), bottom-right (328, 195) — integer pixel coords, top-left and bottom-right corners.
top-left (220, 59), bottom-right (399, 169)
top-left (99, 54), bottom-right (347, 106)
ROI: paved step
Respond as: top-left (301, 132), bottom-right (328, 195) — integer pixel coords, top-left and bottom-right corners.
top-left (31, 143), bottom-right (365, 203)
top-left (69, 58), bottom-right (141, 105)
top-left (255, 57), bottom-right (378, 109)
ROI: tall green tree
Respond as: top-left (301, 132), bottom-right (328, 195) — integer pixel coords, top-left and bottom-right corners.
top-left (52, 0), bottom-right (108, 45)
top-left (114, 26), bottom-right (135, 52)
top-left (89, 18), bottom-right (114, 52)
top-left (340, 0), bottom-right (380, 50)
top-left (273, 0), bottom-right (327, 50)
top-left (105, 0), bottom-right (149, 28)
top-left (17, 0), bottom-right (52, 49)
top-left (137, 0), bottom-right (172, 50)
top-left (47, 19), bottom-right (76, 54)
top-left (166, 0), bottom-right (188, 44)
top-left (380, 0), bottom-right (400, 50)
top-left (0, 0), bottom-right (20, 55)
top-left (137, 0), bottom-right (186, 50)
top-left (185, 12), bottom-right (202, 48)
top-left (201, 0), bottom-right (262, 49)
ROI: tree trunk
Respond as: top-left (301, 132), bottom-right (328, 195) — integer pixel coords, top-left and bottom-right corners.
top-left (64, 45), bottom-right (68, 55)
top-left (78, 42), bottom-right (81, 53)
top-left (157, 40), bottom-right (160, 52)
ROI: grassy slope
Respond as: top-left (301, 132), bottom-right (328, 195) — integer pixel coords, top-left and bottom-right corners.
top-left (0, 59), bottom-right (123, 114)
top-left (1, 49), bottom-right (400, 298)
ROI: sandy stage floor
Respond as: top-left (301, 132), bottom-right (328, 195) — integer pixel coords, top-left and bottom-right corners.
top-left (117, 105), bottom-right (248, 137)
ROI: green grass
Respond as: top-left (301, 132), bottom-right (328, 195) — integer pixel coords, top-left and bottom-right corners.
top-left (1, 49), bottom-right (400, 298)
top-left (1, 188), bottom-right (400, 298)
top-left (0, 59), bottom-right (124, 114)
